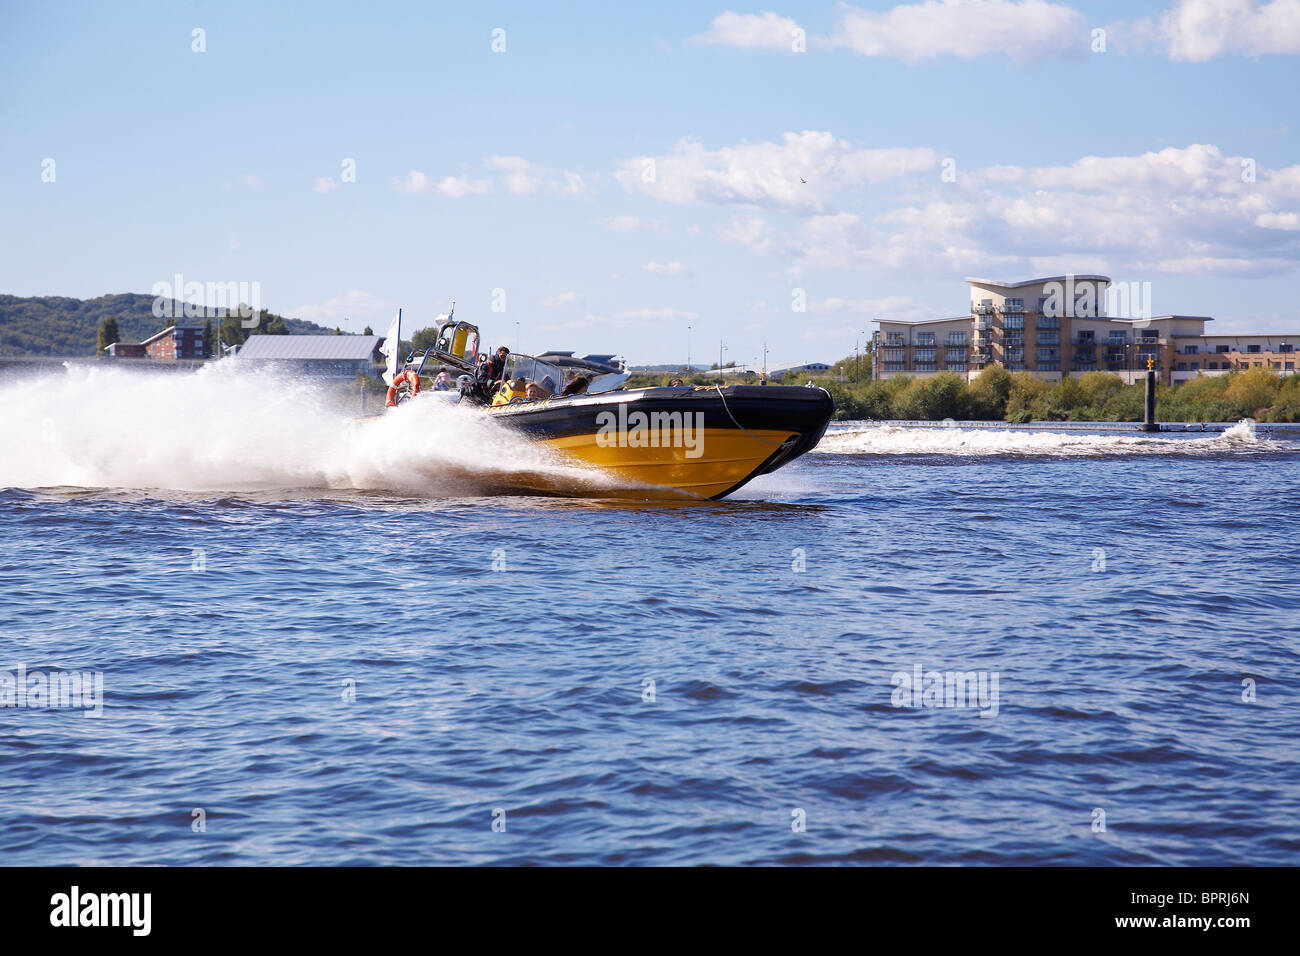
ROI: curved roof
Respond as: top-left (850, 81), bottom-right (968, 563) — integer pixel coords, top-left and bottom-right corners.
top-left (965, 275), bottom-right (1110, 289)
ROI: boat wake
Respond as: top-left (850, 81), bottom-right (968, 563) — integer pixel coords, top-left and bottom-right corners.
top-left (816, 420), bottom-right (1288, 458)
top-left (0, 364), bottom-right (630, 498)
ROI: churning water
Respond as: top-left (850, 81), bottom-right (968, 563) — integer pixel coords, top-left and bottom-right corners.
top-left (2, 367), bottom-right (1298, 864)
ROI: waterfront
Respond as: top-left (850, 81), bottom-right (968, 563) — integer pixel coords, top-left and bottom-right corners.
top-left (2, 371), bottom-right (1297, 865)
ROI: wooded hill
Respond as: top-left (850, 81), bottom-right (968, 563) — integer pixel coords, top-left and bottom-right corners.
top-left (0, 293), bottom-right (339, 356)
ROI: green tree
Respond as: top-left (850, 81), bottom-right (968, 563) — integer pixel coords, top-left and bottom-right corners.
top-left (410, 327), bottom-right (441, 352)
top-left (96, 316), bottom-right (120, 355)
top-left (1224, 367), bottom-right (1278, 417)
top-left (1005, 372), bottom-right (1051, 420)
top-left (363, 325), bottom-right (373, 336)
top-left (967, 365), bottom-right (1012, 419)
top-left (266, 316), bottom-right (289, 335)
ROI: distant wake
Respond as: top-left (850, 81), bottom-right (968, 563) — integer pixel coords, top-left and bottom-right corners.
top-left (816, 420), bottom-right (1284, 457)
top-left (0, 363), bottom-right (623, 497)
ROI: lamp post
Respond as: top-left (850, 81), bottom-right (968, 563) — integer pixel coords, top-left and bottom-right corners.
top-left (719, 339), bottom-right (726, 371)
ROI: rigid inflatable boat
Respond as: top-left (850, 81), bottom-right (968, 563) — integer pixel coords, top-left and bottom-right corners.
top-left (381, 312), bottom-right (834, 500)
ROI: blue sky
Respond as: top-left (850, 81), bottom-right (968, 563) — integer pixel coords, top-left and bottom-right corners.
top-left (2, 0), bottom-right (1299, 365)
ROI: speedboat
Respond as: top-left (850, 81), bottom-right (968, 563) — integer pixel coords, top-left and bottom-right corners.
top-left (382, 312), bottom-right (834, 499)
top-left (486, 382), bottom-right (832, 499)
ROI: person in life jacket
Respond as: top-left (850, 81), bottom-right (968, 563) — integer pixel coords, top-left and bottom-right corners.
top-left (433, 369), bottom-right (453, 391)
top-left (385, 368), bottom-right (421, 407)
top-left (462, 346), bottom-right (510, 406)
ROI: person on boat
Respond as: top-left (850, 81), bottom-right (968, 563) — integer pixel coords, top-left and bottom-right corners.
top-left (433, 369), bottom-right (453, 391)
top-left (476, 346), bottom-right (509, 391)
top-left (560, 375), bottom-right (590, 397)
top-left (668, 377), bottom-right (685, 387)
top-left (460, 346), bottom-right (510, 405)
top-left (525, 382), bottom-right (547, 401)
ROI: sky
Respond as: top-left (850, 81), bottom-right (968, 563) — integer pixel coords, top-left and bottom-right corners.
top-left (2, 0), bottom-right (1299, 366)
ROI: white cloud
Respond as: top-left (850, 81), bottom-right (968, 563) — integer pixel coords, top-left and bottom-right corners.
top-left (713, 144), bottom-right (1300, 279)
top-left (643, 261), bottom-right (689, 275)
top-left (1156, 0), bottom-right (1300, 61)
top-left (617, 307), bottom-right (699, 321)
top-left (692, 11), bottom-right (806, 50)
top-left (556, 172), bottom-right (591, 196)
top-left (488, 155), bottom-right (546, 195)
top-left (488, 156), bottom-right (591, 196)
top-left (617, 131), bottom-right (939, 211)
top-left (1257, 211), bottom-right (1300, 229)
top-left (394, 171), bottom-right (492, 197)
top-left (542, 291), bottom-right (580, 306)
top-left (314, 176), bottom-right (340, 194)
top-left (831, 0), bottom-right (1085, 61)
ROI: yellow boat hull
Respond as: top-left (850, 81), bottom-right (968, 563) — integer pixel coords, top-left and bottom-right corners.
top-left (541, 427), bottom-right (801, 499)
top-left (486, 384), bottom-right (834, 500)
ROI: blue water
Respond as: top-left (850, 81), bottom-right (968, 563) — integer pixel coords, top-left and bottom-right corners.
top-left (2, 420), bottom-right (1299, 865)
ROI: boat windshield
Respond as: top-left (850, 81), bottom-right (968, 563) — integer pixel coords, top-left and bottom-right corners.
top-left (503, 354), bottom-right (564, 398)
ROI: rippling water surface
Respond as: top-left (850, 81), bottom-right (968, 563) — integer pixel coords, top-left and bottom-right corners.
top-left (2, 371), bottom-right (1298, 865)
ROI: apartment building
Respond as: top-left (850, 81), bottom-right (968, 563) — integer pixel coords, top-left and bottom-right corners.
top-left (873, 276), bottom-right (1298, 386)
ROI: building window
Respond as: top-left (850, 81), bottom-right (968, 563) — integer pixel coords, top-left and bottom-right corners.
top-left (1038, 363), bottom-right (1060, 371)
top-left (946, 332), bottom-right (967, 346)
top-left (945, 348), bottom-right (967, 362)
top-left (1003, 314), bottom-right (1024, 330)
top-left (1004, 297), bottom-right (1024, 312)
top-left (1247, 344), bottom-right (1261, 353)
top-left (1215, 345), bottom-right (1230, 353)
top-left (883, 363), bottom-right (904, 373)
top-left (1177, 362), bottom-right (1187, 371)
top-left (914, 363), bottom-right (936, 372)
top-left (882, 349), bottom-right (904, 362)
top-left (916, 332), bottom-right (936, 345)
top-left (947, 363), bottom-right (968, 372)
top-left (1037, 331), bottom-right (1060, 346)
top-left (1036, 348), bottom-right (1059, 362)
top-left (1037, 315), bottom-right (1060, 330)
top-left (1006, 347), bottom-right (1024, 362)
top-left (1280, 344), bottom-right (1294, 353)
top-left (915, 348), bottom-right (936, 362)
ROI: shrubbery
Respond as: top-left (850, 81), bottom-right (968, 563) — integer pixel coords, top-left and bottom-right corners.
top-left (823, 366), bottom-right (1300, 423)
